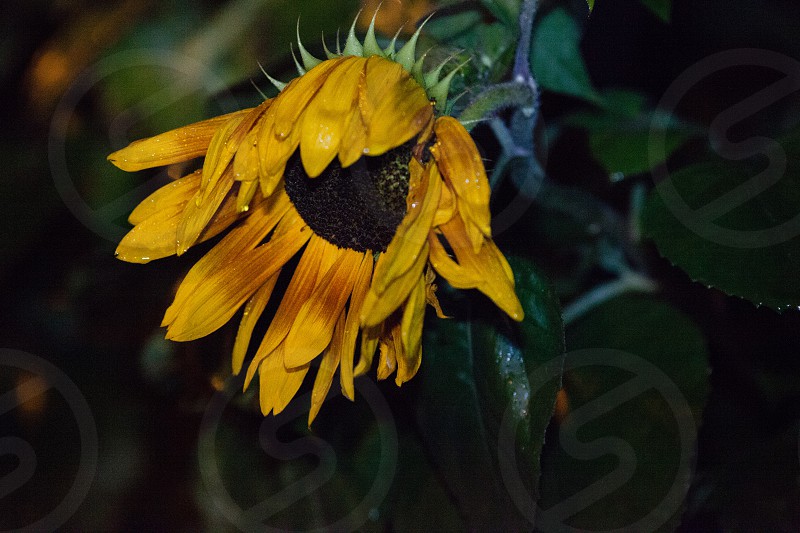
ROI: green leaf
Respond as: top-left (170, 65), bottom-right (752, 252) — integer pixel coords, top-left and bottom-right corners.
top-left (479, 0), bottom-right (521, 27)
top-left (641, 141), bottom-right (800, 311)
top-left (640, 0), bottom-right (672, 22)
top-left (587, 0), bottom-right (595, 11)
top-left (565, 90), bottom-right (698, 179)
top-left (538, 296), bottom-right (708, 532)
top-left (417, 256), bottom-right (565, 528)
top-left (530, 8), bottom-right (601, 103)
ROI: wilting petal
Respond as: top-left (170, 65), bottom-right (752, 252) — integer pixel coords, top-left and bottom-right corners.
top-left (165, 213), bottom-right (310, 341)
top-left (361, 158), bottom-right (440, 326)
top-left (299, 57), bottom-right (367, 177)
top-left (272, 58), bottom-right (346, 138)
top-left (244, 234), bottom-right (339, 388)
top-left (108, 109), bottom-right (251, 171)
top-left (201, 100), bottom-right (271, 203)
top-left (232, 272), bottom-right (280, 375)
top-left (163, 192), bottom-right (292, 325)
top-left (434, 215), bottom-right (523, 321)
top-left (397, 274), bottom-right (425, 386)
top-left (284, 246), bottom-right (364, 368)
top-left (308, 312), bottom-right (345, 426)
top-left (431, 116), bottom-right (491, 252)
top-left (339, 253), bottom-right (373, 400)
top-left (361, 56), bottom-right (433, 157)
top-left (129, 170), bottom-right (201, 225)
top-left (258, 344), bottom-right (310, 416)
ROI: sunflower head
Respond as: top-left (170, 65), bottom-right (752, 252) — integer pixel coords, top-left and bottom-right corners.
top-left (108, 11), bottom-right (522, 425)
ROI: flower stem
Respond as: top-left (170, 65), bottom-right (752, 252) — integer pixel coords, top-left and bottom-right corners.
top-left (512, 0), bottom-right (539, 87)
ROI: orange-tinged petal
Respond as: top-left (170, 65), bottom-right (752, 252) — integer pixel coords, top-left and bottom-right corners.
top-left (308, 312), bottom-right (345, 426)
top-left (376, 325), bottom-right (400, 381)
top-left (108, 109), bottom-right (252, 172)
top-left (129, 170), bottom-right (201, 225)
top-left (431, 116), bottom-right (492, 251)
top-left (232, 272), bottom-right (280, 375)
top-left (397, 273), bottom-right (425, 386)
top-left (340, 253), bottom-right (373, 401)
top-left (299, 57), bottom-right (367, 177)
top-left (163, 192), bottom-right (292, 325)
top-left (244, 234), bottom-right (339, 388)
top-left (284, 245), bottom-right (363, 368)
top-left (165, 216), bottom-right (310, 341)
top-left (436, 216), bottom-right (523, 321)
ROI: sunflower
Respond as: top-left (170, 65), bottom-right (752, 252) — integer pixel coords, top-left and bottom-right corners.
top-left (109, 15), bottom-right (523, 424)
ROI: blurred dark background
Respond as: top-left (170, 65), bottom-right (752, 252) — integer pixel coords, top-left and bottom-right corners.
top-left (1, 0), bottom-right (799, 531)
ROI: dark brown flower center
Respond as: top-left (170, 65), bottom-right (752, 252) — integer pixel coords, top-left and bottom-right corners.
top-left (284, 144), bottom-right (413, 252)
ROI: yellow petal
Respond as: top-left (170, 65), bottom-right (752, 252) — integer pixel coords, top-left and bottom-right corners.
top-left (258, 344), bottom-right (310, 416)
top-left (284, 245), bottom-right (364, 368)
top-left (361, 241), bottom-right (429, 327)
top-left (175, 167), bottom-right (234, 255)
top-left (108, 108), bottom-right (252, 171)
top-left (339, 253), bottom-right (373, 401)
top-left (129, 170), bottom-right (201, 225)
top-left (354, 325), bottom-right (380, 376)
top-left (165, 213), bottom-right (310, 341)
top-left (257, 111), bottom-right (300, 191)
top-left (233, 130), bottom-right (261, 183)
top-left (201, 100), bottom-right (271, 204)
top-left (431, 116), bottom-right (492, 252)
top-left (361, 159), bottom-right (440, 327)
top-left (362, 56), bottom-right (432, 157)
top-left (299, 57), bottom-right (367, 177)
top-left (232, 272), bottom-right (280, 375)
top-left (236, 179), bottom-right (259, 212)
top-left (244, 234), bottom-right (339, 388)
top-left (308, 311), bottom-right (345, 426)
top-left (337, 66), bottom-right (369, 168)
top-left (432, 180), bottom-right (456, 228)
top-left (397, 273), bottom-right (425, 386)
top-left (435, 216), bottom-right (524, 321)
top-left (376, 325), bottom-right (400, 381)
top-left (163, 192), bottom-right (292, 326)
top-left (116, 172), bottom-right (241, 264)
top-left (272, 57), bottom-right (346, 139)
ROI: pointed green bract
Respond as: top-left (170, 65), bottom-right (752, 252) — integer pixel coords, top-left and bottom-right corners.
top-left (296, 21), bottom-right (322, 70)
top-left (262, 11), bottom-right (458, 110)
top-left (396, 15), bottom-right (432, 72)
top-left (343, 16), bottom-right (364, 57)
top-left (363, 11), bottom-right (384, 57)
